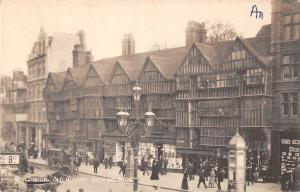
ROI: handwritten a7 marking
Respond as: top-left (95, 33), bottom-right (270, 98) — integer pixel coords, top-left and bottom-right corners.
top-left (250, 5), bottom-right (263, 20)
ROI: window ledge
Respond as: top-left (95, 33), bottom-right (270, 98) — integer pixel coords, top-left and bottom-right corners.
top-left (276, 79), bottom-right (300, 83)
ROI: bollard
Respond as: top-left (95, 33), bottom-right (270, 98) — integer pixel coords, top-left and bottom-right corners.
top-left (67, 190), bottom-right (70, 192)
top-left (79, 189), bottom-right (84, 192)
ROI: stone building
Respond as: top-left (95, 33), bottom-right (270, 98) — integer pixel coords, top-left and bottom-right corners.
top-left (43, 0), bottom-right (300, 176)
top-left (21, 26), bottom-right (83, 157)
top-left (0, 70), bottom-right (26, 146)
top-left (270, 0), bottom-right (300, 177)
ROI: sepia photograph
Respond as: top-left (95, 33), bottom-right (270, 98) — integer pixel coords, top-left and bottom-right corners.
top-left (0, 0), bottom-right (299, 191)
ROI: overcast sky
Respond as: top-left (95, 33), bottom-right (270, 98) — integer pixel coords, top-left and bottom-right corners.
top-left (0, 0), bottom-right (271, 76)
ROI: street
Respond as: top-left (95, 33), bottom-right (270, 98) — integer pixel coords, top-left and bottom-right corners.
top-left (25, 159), bottom-right (281, 192)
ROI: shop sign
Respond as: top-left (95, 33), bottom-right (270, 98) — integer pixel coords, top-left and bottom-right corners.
top-left (280, 131), bottom-right (300, 175)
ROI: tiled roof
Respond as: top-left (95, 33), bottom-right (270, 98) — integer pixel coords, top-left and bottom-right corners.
top-left (196, 44), bottom-right (217, 68)
top-left (47, 29), bottom-right (272, 90)
top-left (68, 66), bottom-right (90, 86)
top-left (92, 61), bottom-right (117, 84)
top-left (148, 47), bottom-right (189, 79)
top-left (239, 36), bottom-right (272, 66)
top-left (50, 71), bottom-right (66, 90)
top-left (256, 24), bottom-right (271, 37)
top-left (93, 46), bottom-right (189, 81)
top-left (195, 41), bottom-right (234, 68)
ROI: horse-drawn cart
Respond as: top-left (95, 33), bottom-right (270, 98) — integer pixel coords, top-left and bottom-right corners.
top-left (46, 149), bottom-right (71, 170)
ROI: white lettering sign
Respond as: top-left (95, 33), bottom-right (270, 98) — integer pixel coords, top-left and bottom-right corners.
top-left (0, 155), bottom-right (19, 165)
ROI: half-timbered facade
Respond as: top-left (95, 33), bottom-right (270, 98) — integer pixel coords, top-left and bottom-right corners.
top-left (44, 2), bottom-right (300, 174)
top-left (174, 35), bottom-right (273, 164)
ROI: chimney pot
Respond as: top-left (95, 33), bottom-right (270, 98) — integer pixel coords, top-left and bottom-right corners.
top-left (185, 20), bottom-right (207, 47)
top-left (122, 32), bottom-right (135, 56)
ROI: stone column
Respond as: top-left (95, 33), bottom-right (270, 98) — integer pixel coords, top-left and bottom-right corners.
top-left (25, 126), bottom-right (30, 150)
top-left (16, 125), bottom-right (20, 146)
top-left (228, 132), bottom-right (247, 192)
top-left (38, 127), bottom-right (43, 157)
top-left (125, 141), bottom-right (134, 178)
top-left (188, 101), bottom-right (193, 148)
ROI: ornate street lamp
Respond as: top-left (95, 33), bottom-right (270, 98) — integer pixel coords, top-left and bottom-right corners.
top-left (116, 110), bottom-right (129, 133)
top-left (116, 82), bottom-right (155, 192)
top-left (132, 83), bottom-right (142, 102)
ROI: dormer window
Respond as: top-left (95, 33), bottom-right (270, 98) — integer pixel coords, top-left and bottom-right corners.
top-left (231, 50), bottom-right (246, 60)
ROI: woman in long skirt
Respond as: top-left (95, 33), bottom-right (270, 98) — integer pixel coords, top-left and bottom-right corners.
top-left (151, 160), bottom-right (159, 180)
top-left (181, 168), bottom-right (189, 190)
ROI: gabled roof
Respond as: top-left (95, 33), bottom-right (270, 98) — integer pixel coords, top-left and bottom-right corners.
top-left (94, 46), bottom-right (189, 81)
top-left (83, 65), bottom-right (104, 85)
top-left (68, 66), bottom-right (90, 86)
top-left (256, 24), bottom-right (271, 37)
top-left (212, 40), bottom-right (235, 67)
top-left (238, 36), bottom-right (272, 66)
top-left (195, 44), bottom-right (218, 68)
top-left (48, 71), bottom-right (66, 90)
top-left (117, 58), bottom-right (145, 81)
top-left (92, 61), bottom-right (117, 84)
top-left (148, 47), bottom-right (189, 79)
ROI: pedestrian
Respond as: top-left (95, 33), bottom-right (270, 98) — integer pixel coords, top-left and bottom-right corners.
top-left (157, 158), bottom-right (163, 175)
top-left (104, 157), bottom-right (108, 169)
top-left (181, 168), bottom-right (189, 190)
top-left (246, 165), bottom-right (253, 186)
top-left (287, 169), bottom-right (294, 191)
top-left (188, 162), bottom-right (194, 180)
top-left (108, 156), bottom-right (113, 169)
top-left (150, 159), bottom-right (159, 180)
top-left (93, 159), bottom-right (99, 173)
top-left (209, 168), bottom-right (216, 188)
top-left (118, 161), bottom-right (123, 174)
top-left (163, 158), bottom-right (168, 175)
top-left (197, 168), bottom-right (207, 188)
top-left (141, 157), bottom-right (149, 175)
top-left (70, 161), bottom-right (76, 176)
top-left (85, 153), bottom-right (89, 166)
top-left (217, 168), bottom-right (224, 191)
top-left (121, 162), bottom-right (127, 177)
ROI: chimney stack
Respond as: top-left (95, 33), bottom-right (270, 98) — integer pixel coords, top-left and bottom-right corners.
top-left (86, 50), bottom-right (94, 65)
top-left (122, 33), bottom-right (135, 56)
top-left (73, 44), bottom-right (86, 68)
top-left (185, 21), bottom-right (207, 47)
top-left (77, 30), bottom-right (87, 50)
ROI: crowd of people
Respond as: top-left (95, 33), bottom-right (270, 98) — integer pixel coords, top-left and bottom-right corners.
top-left (180, 159), bottom-right (225, 191)
top-left (281, 164), bottom-right (299, 192)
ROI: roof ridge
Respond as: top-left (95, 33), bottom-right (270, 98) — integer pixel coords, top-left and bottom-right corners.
top-left (95, 46), bottom-right (186, 63)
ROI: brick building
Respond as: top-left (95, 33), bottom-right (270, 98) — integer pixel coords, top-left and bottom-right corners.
top-left (43, 0), bottom-right (300, 175)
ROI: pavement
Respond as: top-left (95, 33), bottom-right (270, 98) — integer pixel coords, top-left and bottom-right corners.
top-left (28, 158), bottom-right (281, 192)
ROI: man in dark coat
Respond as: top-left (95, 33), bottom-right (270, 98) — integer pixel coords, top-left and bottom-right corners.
top-left (217, 168), bottom-right (224, 191)
top-left (93, 159), bottom-right (99, 173)
top-left (197, 168), bottom-right (207, 188)
top-left (188, 162), bottom-right (194, 180)
top-left (181, 168), bottom-right (189, 190)
top-left (108, 156), bottom-right (113, 169)
top-left (121, 162), bottom-right (127, 177)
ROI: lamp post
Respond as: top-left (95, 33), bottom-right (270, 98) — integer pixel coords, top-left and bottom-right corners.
top-left (116, 82), bottom-right (155, 192)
